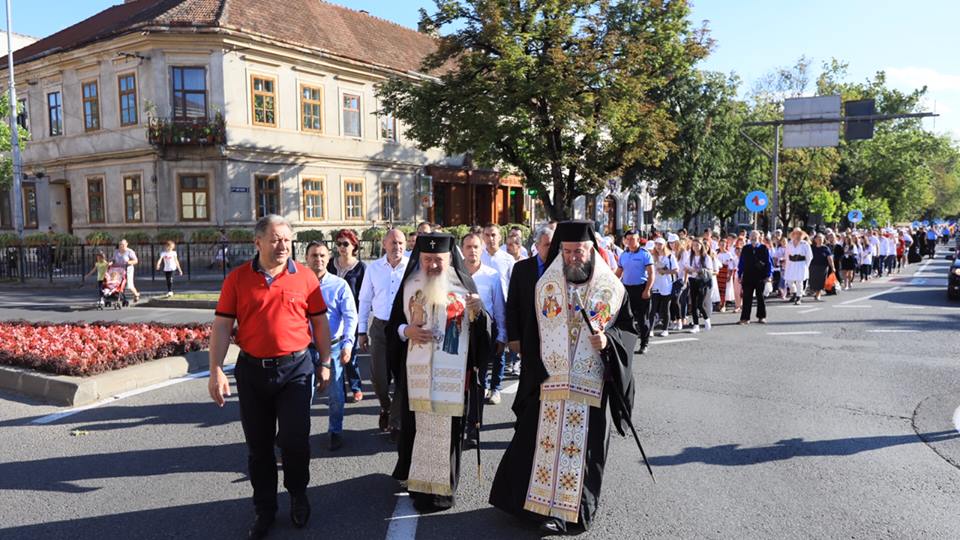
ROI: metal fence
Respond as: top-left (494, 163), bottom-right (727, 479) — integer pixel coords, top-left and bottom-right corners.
top-left (0, 240), bottom-right (385, 283)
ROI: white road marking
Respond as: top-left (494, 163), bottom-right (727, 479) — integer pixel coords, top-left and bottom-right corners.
top-left (501, 382), bottom-right (519, 395)
top-left (910, 279), bottom-right (928, 285)
top-left (867, 329), bottom-right (920, 333)
top-left (837, 286), bottom-right (901, 305)
top-left (385, 492), bottom-right (419, 540)
top-left (651, 338), bottom-right (699, 345)
top-left (798, 308), bottom-right (822, 314)
top-left (891, 305), bottom-right (925, 309)
top-left (953, 405), bottom-right (960, 436)
top-left (834, 305), bottom-right (872, 308)
top-left (767, 331), bottom-right (822, 336)
top-left (31, 365), bottom-right (235, 425)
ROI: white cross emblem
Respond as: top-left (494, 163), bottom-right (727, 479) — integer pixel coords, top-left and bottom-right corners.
top-left (429, 240), bottom-right (436, 249)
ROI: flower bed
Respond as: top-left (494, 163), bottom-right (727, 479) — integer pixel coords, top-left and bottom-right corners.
top-left (0, 321), bottom-right (212, 377)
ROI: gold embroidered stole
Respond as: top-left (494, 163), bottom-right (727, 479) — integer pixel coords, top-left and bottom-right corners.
top-left (402, 269), bottom-right (471, 497)
top-left (524, 255), bottom-right (625, 522)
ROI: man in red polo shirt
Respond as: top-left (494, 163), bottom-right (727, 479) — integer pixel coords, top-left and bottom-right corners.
top-left (208, 214), bottom-right (332, 540)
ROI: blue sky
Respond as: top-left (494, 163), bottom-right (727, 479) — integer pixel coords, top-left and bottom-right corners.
top-left (5, 0), bottom-right (958, 137)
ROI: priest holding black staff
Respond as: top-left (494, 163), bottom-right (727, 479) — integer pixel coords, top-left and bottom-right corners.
top-left (489, 220), bottom-right (640, 534)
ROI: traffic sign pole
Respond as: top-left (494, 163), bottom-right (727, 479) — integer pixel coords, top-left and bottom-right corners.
top-left (772, 126), bottom-right (779, 232)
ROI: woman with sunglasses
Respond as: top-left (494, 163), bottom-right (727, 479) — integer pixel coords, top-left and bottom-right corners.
top-left (327, 229), bottom-right (367, 403)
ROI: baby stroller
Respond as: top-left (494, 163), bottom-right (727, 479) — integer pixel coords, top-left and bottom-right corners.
top-left (98, 265), bottom-right (129, 310)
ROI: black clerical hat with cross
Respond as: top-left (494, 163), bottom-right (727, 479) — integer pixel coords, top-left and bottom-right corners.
top-left (416, 233), bottom-right (455, 253)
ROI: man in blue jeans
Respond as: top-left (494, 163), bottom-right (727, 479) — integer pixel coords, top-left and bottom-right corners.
top-left (306, 241), bottom-right (358, 451)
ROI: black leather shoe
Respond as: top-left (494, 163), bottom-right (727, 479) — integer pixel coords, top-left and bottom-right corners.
top-left (329, 432), bottom-right (343, 451)
top-left (378, 409), bottom-right (390, 432)
top-left (290, 493), bottom-right (311, 528)
top-left (540, 517), bottom-right (567, 534)
top-left (248, 513), bottom-right (274, 539)
top-left (638, 344), bottom-right (649, 355)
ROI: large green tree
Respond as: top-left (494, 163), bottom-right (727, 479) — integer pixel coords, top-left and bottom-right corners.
top-left (0, 95), bottom-right (30, 188)
top-left (626, 70), bottom-right (748, 229)
top-left (378, 0), bottom-right (709, 220)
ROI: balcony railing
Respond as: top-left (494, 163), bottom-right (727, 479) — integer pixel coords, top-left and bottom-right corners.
top-left (147, 114), bottom-right (226, 147)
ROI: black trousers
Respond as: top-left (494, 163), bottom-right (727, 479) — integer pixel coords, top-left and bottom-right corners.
top-left (740, 279), bottom-right (766, 321)
top-left (650, 293), bottom-right (672, 331)
top-left (625, 284), bottom-right (651, 346)
top-left (235, 350), bottom-right (314, 514)
top-left (164, 271), bottom-right (174, 292)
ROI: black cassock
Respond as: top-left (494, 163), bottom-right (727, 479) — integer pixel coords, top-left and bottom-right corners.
top-left (385, 277), bottom-right (492, 511)
top-left (489, 293), bottom-right (637, 530)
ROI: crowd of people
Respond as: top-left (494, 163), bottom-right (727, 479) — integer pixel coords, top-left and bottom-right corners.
top-left (331, 220), bottom-right (959, 438)
top-left (206, 213), bottom-right (955, 538)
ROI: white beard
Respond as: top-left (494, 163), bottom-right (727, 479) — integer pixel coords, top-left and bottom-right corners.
top-left (421, 268), bottom-right (451, 308)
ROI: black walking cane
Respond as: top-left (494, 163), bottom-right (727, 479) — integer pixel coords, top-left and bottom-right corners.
top-left (572, 292), bottom-right (656, 483)
top-left (473, 364), bottom-right (482, 481)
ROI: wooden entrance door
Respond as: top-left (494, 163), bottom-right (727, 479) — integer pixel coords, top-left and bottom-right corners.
top-left (602, 195), bottom-right (617, 235)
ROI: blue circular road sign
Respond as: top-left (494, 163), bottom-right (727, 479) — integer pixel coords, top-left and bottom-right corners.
top-left (745, 191), bottom-right (769, 213)
top-left (847, 209), bottom-right (864, 223)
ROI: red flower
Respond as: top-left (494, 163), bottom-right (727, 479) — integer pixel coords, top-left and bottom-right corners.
top-left (0, 321), bottom-right (213, 376)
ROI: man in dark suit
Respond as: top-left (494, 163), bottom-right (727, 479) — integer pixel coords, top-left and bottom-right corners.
top-left (506, 225), bottom-right (553, 365)
top-left (737, 230), bottom-right (774, 325)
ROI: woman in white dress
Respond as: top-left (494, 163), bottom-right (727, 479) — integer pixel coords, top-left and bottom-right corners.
top-left (783, 228), bottom-right (813, 305)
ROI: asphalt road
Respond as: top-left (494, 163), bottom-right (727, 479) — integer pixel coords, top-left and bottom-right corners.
top-left (1, 250), bottom-right (959, 539)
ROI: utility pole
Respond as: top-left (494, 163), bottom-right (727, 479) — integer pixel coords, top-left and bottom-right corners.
top-left (5, 0), bottom-right (23, 240)
top-left (772, 125), bottom-right (779, 232)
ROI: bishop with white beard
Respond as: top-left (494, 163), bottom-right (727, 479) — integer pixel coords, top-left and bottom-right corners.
top-left (386, 233), bottom-right (492, 513)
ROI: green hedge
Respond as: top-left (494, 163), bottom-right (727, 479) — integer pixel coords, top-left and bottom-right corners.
top-left (0, 232), bottom-right (19, 247)
top-left (227, 229), bottom-right (254, 242)
top-left (156, 229), bottom-right (185, 243)
top-left (360, 226), bottom-right (386, 242)
top-left (190, 228), bottom-right (221, 242)
top-left (85, 231), bottom-right (115, 247)
top-left (122, 231), bottom-right (152, 245)
top-left (297, 229), bottom-right (325, 242)
top-left (444, 224), bottom-right (471, 241)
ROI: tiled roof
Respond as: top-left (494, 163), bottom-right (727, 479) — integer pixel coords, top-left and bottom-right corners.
top-left (14, 0), bottom-right (438, 74)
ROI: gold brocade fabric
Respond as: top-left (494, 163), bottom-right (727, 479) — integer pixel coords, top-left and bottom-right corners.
top-left (402, 269), bottom-right (471, 497)
top-left (524, 255), bottom-right (625, 522)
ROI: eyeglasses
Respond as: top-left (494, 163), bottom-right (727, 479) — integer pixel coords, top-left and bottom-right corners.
top-left (336, 241), bottom-right (351, 247)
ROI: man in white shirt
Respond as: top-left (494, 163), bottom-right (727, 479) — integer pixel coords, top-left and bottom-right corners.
top-left (358, 228), bottom-right (408, 438)
top-left (500, 226), bottom-right (530, 259)
top-left (481, 223), bottom-right (516, 299)
top-left (479, 223), bottom-right (515, 405)
top-left (404, 222), bottom-right (432, 258)
top-left (461, 232), bottom-right (507, 447)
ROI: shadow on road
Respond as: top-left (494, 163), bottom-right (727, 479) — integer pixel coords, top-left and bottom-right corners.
top-left (648, 430), bottom-right (959, 467)
top-left (0, 473), bottom-right (397, 539)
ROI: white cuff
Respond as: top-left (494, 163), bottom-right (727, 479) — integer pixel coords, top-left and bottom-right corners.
top-left (398, 323), bottom-right (408, 342)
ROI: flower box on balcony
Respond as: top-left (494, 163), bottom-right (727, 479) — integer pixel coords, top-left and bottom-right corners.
top-left (147, 113), bottom-right (226, 147)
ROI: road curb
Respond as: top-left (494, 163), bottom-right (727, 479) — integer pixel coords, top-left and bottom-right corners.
top-left (142, 299), bottom-right (217, 309)
top-left (0, 346), bottom-right (238, 406)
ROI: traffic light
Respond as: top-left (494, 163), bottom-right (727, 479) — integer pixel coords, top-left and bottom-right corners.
top-left (845, 99), bottom-right (875, 141)
top-left (527, 188), bottom-right (538, 196)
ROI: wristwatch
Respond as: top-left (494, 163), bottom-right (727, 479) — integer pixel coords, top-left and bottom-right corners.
top-left (319, 361), bottom-right (333, 369)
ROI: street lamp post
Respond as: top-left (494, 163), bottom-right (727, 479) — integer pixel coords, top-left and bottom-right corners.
top-left (5, 0), bottom-right (24, 240)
